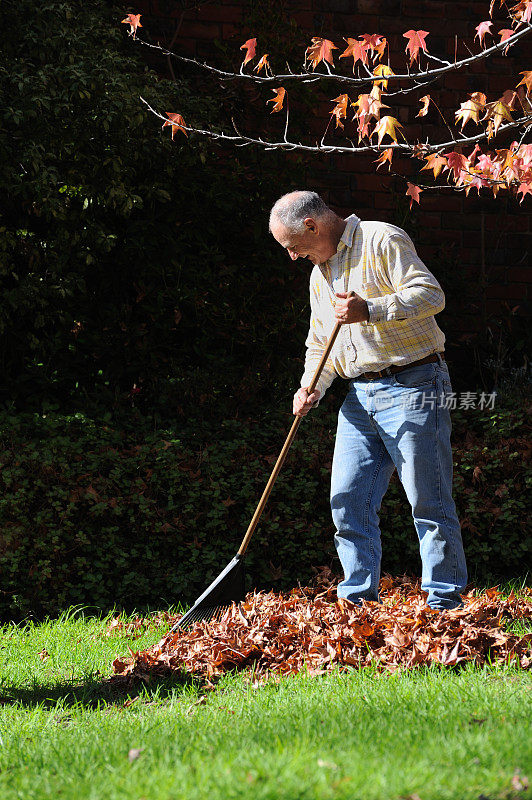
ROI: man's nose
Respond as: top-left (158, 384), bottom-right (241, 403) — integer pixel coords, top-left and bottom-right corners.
top-left (288, 249), bottom-right (299, 260)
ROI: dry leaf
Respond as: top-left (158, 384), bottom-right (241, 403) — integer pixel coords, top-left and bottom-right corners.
top-left (111, 576), bottom-right (532, 686)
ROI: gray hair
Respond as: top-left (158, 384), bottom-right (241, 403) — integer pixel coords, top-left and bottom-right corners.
top-left (269, 190), bottom-right (333, 234)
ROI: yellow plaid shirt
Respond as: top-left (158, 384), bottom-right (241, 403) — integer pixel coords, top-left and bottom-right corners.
top-left (301, 215), bottom-right (446, 398)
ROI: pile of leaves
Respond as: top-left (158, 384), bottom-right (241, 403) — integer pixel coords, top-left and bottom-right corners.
top-left (112, 575), bottom-right (532, 684)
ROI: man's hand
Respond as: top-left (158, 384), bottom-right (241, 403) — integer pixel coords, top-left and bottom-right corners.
top-left (335, 291), bottom-right (370, 324)
top-left (293, 387), bottom-right (321, 416)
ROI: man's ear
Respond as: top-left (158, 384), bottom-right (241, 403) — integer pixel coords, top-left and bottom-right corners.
top-left (303, 217), bottom-right (318, 234)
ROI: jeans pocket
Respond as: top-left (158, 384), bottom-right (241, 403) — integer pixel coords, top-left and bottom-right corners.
top-left (393, 363), bottom-right (437, 389)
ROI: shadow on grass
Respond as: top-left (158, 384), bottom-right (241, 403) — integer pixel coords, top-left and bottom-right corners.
top-left (0, 671), bottom-right (203, 710)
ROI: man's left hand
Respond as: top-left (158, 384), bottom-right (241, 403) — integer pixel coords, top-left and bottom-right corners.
top-left (334, 291), bottom-right (370, 324)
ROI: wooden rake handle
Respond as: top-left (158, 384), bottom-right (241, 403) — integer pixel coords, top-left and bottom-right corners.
top-left (237, 317), bottom-right (344, 557)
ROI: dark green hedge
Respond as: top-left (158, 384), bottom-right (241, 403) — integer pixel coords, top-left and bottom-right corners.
top-left (0, 400), bottom-right (529, 619)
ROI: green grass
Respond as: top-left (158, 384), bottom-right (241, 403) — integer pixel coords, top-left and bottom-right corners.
top-left (0, 607), bottom-right (530, 800)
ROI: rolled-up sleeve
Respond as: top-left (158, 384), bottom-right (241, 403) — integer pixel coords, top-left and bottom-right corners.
top-left (366, 233), bottom-right (445, 324)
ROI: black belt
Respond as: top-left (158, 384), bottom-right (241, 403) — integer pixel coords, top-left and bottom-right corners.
top-left (358, 353), bottom-right (444, 380)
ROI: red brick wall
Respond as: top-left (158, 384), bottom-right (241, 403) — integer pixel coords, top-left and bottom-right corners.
top-left (131, 0), bottom-right (531, 324)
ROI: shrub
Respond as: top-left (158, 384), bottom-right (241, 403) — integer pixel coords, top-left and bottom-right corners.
top-left (0, 398), bottom-right (529, 619)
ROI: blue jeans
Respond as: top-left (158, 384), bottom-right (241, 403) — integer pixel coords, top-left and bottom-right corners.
top-left (330, 359), bottom-right (467, 610)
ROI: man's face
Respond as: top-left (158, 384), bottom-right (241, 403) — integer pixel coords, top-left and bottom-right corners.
top-left (270, 218), bottom-right (335, 265)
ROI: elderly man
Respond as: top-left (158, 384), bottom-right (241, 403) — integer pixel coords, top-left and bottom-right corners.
top-left (269, 190), bottom-right (467, 611)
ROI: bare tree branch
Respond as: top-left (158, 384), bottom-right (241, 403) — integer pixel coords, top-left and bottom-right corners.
top-left (141, 95), bottom-right (532, 158)
top-left (130, 24), bottom-right (532, 89)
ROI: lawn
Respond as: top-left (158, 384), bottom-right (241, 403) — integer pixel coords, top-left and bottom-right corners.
top-left (0, 605), bottom-right (530, 800)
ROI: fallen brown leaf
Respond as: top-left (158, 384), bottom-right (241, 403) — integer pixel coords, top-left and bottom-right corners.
top-left (111, 576), bottom-right (532, 685)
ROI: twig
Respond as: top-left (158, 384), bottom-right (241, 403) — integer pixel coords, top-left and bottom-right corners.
top-left (129, 25), bottom-right (532, 89)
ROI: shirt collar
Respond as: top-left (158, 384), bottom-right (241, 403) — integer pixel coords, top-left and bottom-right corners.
top-left (338, 214), bottom-right (361, 251)
top-left (318, 214), bottom-right (361, 280)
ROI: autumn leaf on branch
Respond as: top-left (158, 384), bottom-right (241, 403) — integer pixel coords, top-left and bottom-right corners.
top-left (417, 95), bottom-right (431, 118)
top-left (305, 37), bottom-right (337, 70)
top-left (475, 21), bottom-right (493, 46)
top-left (162, 112), bottom-right (187, 139)
top-left (517, 71), bottom-right (532, 94)
top-left (373, 64), bottom-right (394, 90)
top-left (359, 34), bottom-right (388, 61)
top-left (240, 38), bottom-right (257, 66)
top-left (121, 13), bottom-right (142, 38)
top-left (339, 38), bottom-right (369, 71)
top-left (421, 153), bottom-right (448, 178)
top-left (267, 87), bottom-right (286, 114)
top-left (403, 30), bottom-right (429, 66)
top-left (374, 148), bottom-right (393, 170)
top-left (510, 0), bottom-right (532, 23)
top-left (406, 182), bottom-right (422, 208)
top-left (518, 180), bottom-right (532, 200)
top-left (498, 28), bottom-right (516, 54)
top-left (455, 92), bottom-right (487, 129)
top-left (330, 94), bottom-right (350, 129)
top-left (446, 151), bottom-right (469, 181)
top-left (372, 115), bottom-right (404, 146)
top-left (254, 54), bottom-right (270, 74)
top-left (483, 97), bottom-right (514, 137)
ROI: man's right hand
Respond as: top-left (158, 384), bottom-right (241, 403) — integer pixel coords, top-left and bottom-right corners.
top-left (293, 387), bottom-right (321, 416)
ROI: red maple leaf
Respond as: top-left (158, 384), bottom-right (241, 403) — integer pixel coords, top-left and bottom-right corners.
top-left (162, 113), bottom-right (187, 139)
top-left (446, 151), bottom-right (469, 181)
top-left (517, 181), bottom-right (532, 201)
top-left (305, 38), bottom-right (337, 70)
top-left (240, 38), bottom-right (257, 66)
top-left (406, 183), bottom-right (422, 208)
top-left (403, 30), bottom-right (429, 65)
top-left (121, 13), bottom-right (142, 38)
top-left (339, 38), bottom-right (369, 70)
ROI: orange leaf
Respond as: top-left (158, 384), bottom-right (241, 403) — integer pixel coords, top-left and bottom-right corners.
top-left (373, 64), bottom-right (394, 90)
top-left (240, 38), bottom-right (257, 66)
top-left (474, 21), bottom-right (493, 45)
top-left (254, 54), bottom-right (270, 74)
top-left (121, 13), bottom-right (142, 38)
top-left (511, 0), bottom-right (532, 22)
top-left (305, 38), bottom-right (337, 70)
top-left (374, 148), bottom-right (393, 171)
top-left (406, 183), bottom-right (422, 208)
top-left (372, 115), bottom-right (403, 146)
top-left (417, 95), bottom-right (431, 117)
top-left (421, 153), bottom-right (448, 178)
top-left (162, 112), bottom-right (187, 139)
top-left (330, 94), bottom-right (350, 129)
top-left (516, 71), bottom-right (532, 95)
top-left (339, 38), bottom-right (369, 70)
top-left (403, 30), bottom-right (429, 65)
top-left (267, 87), bottom-right (286, 114)
top-left (359, 34), bottom-right (388, 60)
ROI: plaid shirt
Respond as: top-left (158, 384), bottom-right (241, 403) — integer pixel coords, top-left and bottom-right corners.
top-left (300, 215), bottom-right (446, 398)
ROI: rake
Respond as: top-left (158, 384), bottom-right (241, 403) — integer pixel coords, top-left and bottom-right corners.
top-left (170, 318), bottom-right (344, 631)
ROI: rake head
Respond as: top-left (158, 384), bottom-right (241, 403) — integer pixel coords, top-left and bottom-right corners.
top-left (171, 554), bottom-right (245, 632)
